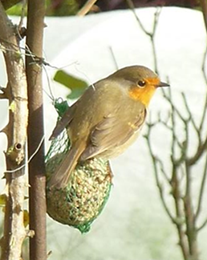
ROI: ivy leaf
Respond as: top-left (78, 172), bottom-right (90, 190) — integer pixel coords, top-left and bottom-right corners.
top-left (54, 70), bottom-right (88, 99)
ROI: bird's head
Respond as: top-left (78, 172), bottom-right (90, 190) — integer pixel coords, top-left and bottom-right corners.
top-left (111, 65), bottom-right (169, 106)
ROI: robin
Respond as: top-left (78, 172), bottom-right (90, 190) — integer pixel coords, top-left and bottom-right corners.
top-left (48, 65), bottom-right (169, 188)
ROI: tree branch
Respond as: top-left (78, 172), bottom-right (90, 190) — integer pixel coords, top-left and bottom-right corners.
top-left (187, 137), bottom-right (207, 166)
top-left (195, 150), bottom-right (207, 224)
top-left (201, 0), bottom-right (207, 32)
top-left (183, 163), bottom-right (198, 258)
top-left (26, 0), bottom-right (46, 259)
top-left (145, 121), bottom-right (190, 260)
top-left (126, 0), bottom-right (161, 73)
top-left (0, 2), bottom-right (28, 259)
top-left (77, 0), bottom-right (98, 16)
top-left (145, 130), bottom-right (174, 222)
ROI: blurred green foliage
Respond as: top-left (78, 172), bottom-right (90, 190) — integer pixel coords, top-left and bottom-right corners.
top-left (53, 70), bottom-right (88, 99)
top-left (6, 2), bottom-right (24, 15)
top-left (46, 0), bottom-right (80, 16)
top-left (6, 0), bottom-right (80, 16)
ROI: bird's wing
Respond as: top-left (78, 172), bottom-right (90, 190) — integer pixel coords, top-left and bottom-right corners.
top-left (49, 104), bottom-right (77, 140)
top-left (80, 108), bottom-right (146, 161)
top-left (47, 139), bottom-right (86, 189)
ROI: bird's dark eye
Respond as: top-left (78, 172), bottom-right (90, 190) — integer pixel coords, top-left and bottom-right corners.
top-left (137, 80), bottom-right (146, 88)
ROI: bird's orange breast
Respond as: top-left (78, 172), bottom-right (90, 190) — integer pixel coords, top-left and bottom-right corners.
top-left (128, 77), bottom-right (160, 106)
top-left (128, 85), bottom-right (156, 107)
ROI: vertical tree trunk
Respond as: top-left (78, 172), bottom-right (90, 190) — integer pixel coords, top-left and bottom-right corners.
top-left (26, 0), bottom-right (46, 259)
top-left (0, 3), bottom-right (28, 260)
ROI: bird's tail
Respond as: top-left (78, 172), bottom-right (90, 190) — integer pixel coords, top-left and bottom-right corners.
top-left (47, 141), bottom-right (85, 189)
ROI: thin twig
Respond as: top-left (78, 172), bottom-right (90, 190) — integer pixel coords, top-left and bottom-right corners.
top-left (156, 157), bottom-right (170, 184)
top-left (195, 150), bottom-right (207, 222)
top-left (109, 46), bottom-right (119, 70)
top-left (126, 0), bottom-right (161, 73)
top-left (187, 137), bottom-right (207, 166)
top-left (151, 8), bottom-right (161, 73)
top-left (182, 93), bottom-right (201, 144)
top-left (125, 0), bottom-right (151, 36)
top-left (145, 122), bottom-right (189, 260)
top-left (173, 113), bottom-right (189, 167)
top-left (18, 0), bottom-right (26, 32)
top-left (145, 127), bottom-right (175, 222)
top-left (197, 217), bottom-right (207, 231)
top-left (77, 0), bottom-right (98, 16)
top-left (199, 45), bottom-right (207, 134)
top-left (169, 87), bottom-right (177, 166)
top-left (162, 89), bottom-right (187, 122)
top-left (166, 89), bottom-right (190, 260)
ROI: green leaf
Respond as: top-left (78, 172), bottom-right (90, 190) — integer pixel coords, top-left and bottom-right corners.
top-left (54, 70), bottom-right (88, 99)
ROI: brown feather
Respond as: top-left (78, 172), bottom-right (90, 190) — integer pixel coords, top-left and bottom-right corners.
top-left (49, 104), bottom-right (77, 140)
top-left (48, 140), bottom-right (86, 189)
top-left (80, 108), bottom-right (146, 161)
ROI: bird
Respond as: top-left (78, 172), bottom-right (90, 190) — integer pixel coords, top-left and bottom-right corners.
top-left (48, 65), bottom-right (169, 189)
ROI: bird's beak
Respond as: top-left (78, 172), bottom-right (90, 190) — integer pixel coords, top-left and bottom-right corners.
top-left (157, 81), bottom-right (170, 88)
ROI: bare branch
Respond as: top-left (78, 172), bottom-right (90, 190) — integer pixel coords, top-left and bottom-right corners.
top-left (197, 217), bottom-right (207, 231)
top-left (156, 157), bottom-right (170, 184)
top-left (126, 0), bottom-right (161, 73)
top-left (195, 151), bottom-right (207, 222)
top-left (151, 8), bottom-right (162, 73)
top-left (182, 93), bottom-right (201, 143)
top-left (187, 137), bottom-right (207, 166)
top-left (162, 89), bottom-right (187, 122)
top-left (77, 0), bottom-right (98, 16)
top-left (26, 0), bottom-right (46, 259)
top-left (0, 2), bottom-right (27, 259)
top-left (125, 0), bottom-right (151, 36)
top-left (145, 119), bottom-right (190, 260)
top-left (145, 127), bottom-right (175, 223)
top-left (184, 162), bottom-right (199, 257)
top-left (17, 0), bottom-right (27, 33)
top-left (109, 46), bottom-right (119, 70)
top-left (201, 0), bottom-right (207, 32)
top-left (142, 2), bottom-right (207, 260)
top-left (199, 44), bottom-right (207, 135)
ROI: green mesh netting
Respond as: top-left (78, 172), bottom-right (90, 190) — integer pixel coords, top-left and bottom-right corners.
top-left (45, 99), bottom-right (112, 233)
